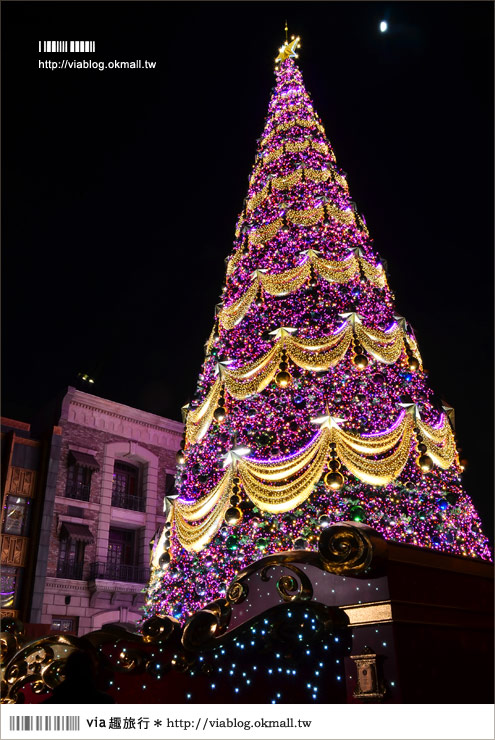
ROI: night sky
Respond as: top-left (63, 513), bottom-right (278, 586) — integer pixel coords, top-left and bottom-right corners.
top-left (2, 2), bottom-right (493, 537)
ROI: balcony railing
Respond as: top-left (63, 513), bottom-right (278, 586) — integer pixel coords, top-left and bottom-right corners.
top-left (65, 482), bottom-right (91, 502)
top-left (111, 490), bottom-right (145, 512)
top-left (89, 561), bottom-right (148, 583)
top-left (56, 561), bottom-right (84, 580)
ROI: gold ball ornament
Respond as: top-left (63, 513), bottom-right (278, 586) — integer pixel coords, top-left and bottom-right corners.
top-left (176, 450), bottom-right (186, 466)
top-left (275, 370), bottom-right (292, 388)
top-left (158, 552), bottom-right (171, 570)
top-left (418, 454), bottom-right (434, 473)
top-left (408, 356), bottom-right (420, 372)
top-left (213, 406), bottom-right (226, 422)
top-left (353, 354), bottom-right (368, 370)
top-left (224, 507), bottom-right (243, 526)
top-left (324, 471), bottom-right (345, 490)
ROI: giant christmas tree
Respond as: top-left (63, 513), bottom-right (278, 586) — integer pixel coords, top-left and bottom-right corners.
top-left (146, 37), bottom-right (491, 624)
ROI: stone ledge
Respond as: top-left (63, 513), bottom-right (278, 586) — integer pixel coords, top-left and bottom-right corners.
top-left (65, 387), bottom-right (184, 434)
top-left (45, 578), bottom-right (90, 594)
top-left (88, 579), bottom-right (145, 595)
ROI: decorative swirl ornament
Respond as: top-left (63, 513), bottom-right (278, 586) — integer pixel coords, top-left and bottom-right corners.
top-left (260, 562), bottom-right (314, 602)
top-left (268, 564), bottom-right (313, 602)
top-left (181, 598), bottom-right (232, 652)
top-left (2, 633), bottom-right (91, 703)
top-left (226, 580), bottom-right (249, 605)
top-left (141, 614), bottom-right (181, 644)
top-left (318, 521), bottom-right (387, 576)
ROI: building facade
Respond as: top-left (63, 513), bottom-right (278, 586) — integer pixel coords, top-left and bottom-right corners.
top-left (1, 418), bottom-right (47, 622)
top-left (29, 387), bottom-right (182, 636)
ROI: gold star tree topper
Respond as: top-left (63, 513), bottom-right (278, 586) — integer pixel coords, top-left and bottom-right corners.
top-left (275, 25), bottom-right (301, 66)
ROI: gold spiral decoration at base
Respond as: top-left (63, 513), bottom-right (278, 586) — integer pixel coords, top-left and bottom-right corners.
top-left (226, 581), bottom-right (249, 605)
top-left (318, 523), bottom-right (376, 575)
top-left (261, 563), bottom-right (313, 602)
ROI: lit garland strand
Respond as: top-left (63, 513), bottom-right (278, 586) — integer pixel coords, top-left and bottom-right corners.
top-left (174, 470), bottom-right (234, 552)
top-left (249, 140), bottom-right (331, 184)
top-left (187, 321), bottom-right (420, 444)
top-left (220, 252), bottom-right (387, 330)
top-left (185, 381), bottom-right (222, 444)
top-left (260, 118), bottom-right (326, 148)
top-left (246, 168), bottom-right (333, 212)
top-left (241, 203), bottom-right (356, 245)
top-left (172, 413), bottom-right (455, 551)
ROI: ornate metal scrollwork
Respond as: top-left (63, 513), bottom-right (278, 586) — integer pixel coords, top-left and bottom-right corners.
top-left (261, 563), bottom-right (313, 602)
top-left (181, 597), bottom-right (232, 652)
top-left (0, 523), bottom-right (389, 703)
top-left (226, 580), bottom-right (249, 605)
top-left (318, 521), bottom-right (386, 576)
top-left (2, 634), bottom-right (89, 703)
top-left (141, 614), bottom-right (181, 644)
top-left (1, 618), bottom-right (25, 665)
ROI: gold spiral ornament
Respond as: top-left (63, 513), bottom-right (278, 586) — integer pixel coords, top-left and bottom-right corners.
top-left (226, 581), bottom-right (249, 605)
top-left (318, 523), bottom-right (375, 575)
top-left (261, 563), bottom-right (313, 602)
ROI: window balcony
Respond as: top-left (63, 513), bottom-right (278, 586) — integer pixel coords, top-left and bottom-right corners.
top-left (89, 561), bottom-right (148, 583)
top-left (65, 482), bottom-right (91, 502)
top-left (56, 561), bottom-right (84, 580)
top-left (111, 490), bottom-right (145, 512)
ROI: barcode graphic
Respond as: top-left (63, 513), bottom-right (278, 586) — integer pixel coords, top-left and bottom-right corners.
top-left (9, 716), bottom-right (80, 731)
top-left (39, 41), bottom-right (95, 53)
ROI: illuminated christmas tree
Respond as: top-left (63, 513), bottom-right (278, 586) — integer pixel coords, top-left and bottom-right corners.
top-left (146, 37), bottom-right (491, 623)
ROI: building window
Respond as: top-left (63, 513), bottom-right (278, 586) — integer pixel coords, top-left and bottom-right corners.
top-left (51, 616), bottom-right (78, 634)
top-left (90, 527), bottom-right (146, 583)
top-left (2, 495), bottom-right (32, 536)
top-left (56, 536), bottom-right (85, 580)
top-left (65, 464), bottom-right (92, 502)
top-left (1, 566), bottom-right (21, 609)
top-left (111, 461), bottom-right (144, 512)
